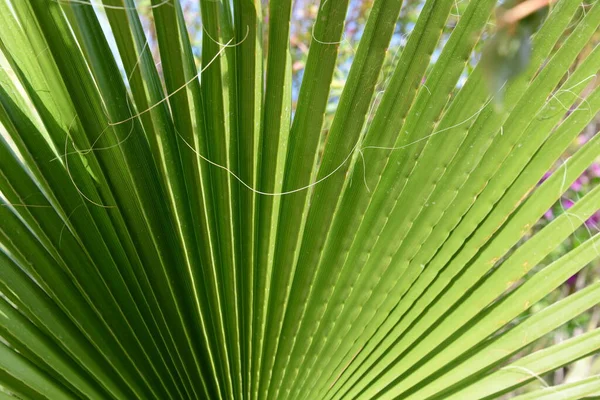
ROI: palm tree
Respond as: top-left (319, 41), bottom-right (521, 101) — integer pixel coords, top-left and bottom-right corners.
top-left (0, 0), bottom-right (599, 398)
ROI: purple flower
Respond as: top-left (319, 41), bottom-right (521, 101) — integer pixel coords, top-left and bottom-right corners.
top-left (538, 171), bottom-right (552, 185)
top-left (577, 134), bottom-right (589, 145)
top-left (590, 163), bottom-right (600, 178)
top-left (585, 211), bottom-right (600, 229)
top-left (566, 273), bottom-right (578, 286)
top-left (562, 198), bottom-right (574, 209)
top-left (544, 208), bottom-right (554, 220)
top-left (570, 173), bottom-right (590, 192)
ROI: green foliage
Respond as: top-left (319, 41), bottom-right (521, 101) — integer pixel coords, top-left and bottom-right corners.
top-left (0, 0), bottom-right (598, 399)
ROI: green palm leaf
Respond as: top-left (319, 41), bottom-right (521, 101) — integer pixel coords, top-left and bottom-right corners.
top-left (0, 0), bottom-right (598, 398)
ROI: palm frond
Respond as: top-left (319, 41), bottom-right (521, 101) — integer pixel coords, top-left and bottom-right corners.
top-left (0, 0), bottom-right (599, 399)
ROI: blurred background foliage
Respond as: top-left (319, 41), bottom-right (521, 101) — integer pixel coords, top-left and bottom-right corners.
top-left (96, 0), bottom-right (599, 395)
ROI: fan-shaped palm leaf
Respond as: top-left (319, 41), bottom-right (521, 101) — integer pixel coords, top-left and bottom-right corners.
top-left (0, 0), bottom-right (599, 399)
